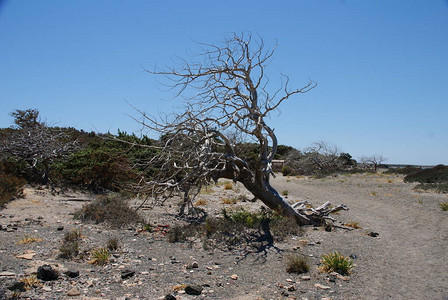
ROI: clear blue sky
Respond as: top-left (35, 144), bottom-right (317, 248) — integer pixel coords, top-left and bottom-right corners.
top-left (1, 0), bottom-right (447, 165)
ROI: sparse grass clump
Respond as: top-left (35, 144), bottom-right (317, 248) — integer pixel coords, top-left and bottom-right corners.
top-left (343, 221), bottom-right (362, 229)
top-left (320, 251), bottom-right (353, 275)
top-left (282, 190), bottom-right (289, 196)
top-left (20, 275), bottom-right (41, 290)
top-left (223, 182), bottom-right (234, 190)
top-left (107, 237), bottom-right (120, 251)
top-left (74, 195), bottom-right (143, 228)
top-left (167, 223), bottom-right (201, 243)
top-left (285, 254), bottom-right (309, 274)
top-left (18, 234), bottom-right (42, 244)
top-left (194, 199), bottom-right (207, 206)
top-left (59, 229), bottom-right (82, 259)
top-left (90, 247), bottom-right (110, 265)
top-left (221, 197), bottom-right (238, 204)
top-left (440, 202), bottom-right (448, 211)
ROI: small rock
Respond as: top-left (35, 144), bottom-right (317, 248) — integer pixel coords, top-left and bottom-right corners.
top-left (37, 264), bottom-right (59, 281)
top-left (184, 285), bottom-right (203, 295)
top-left (42, 286), bottom-right (52, 292)
top-left (314, 283), bottom-right (331, 290)
top-left (349, 254), bottom-right (357, 259)
top-left (65, 269), bottom-right (80, 278)
top-left (301, 275), bottom-right (311, 280)
top-left (164, 294), bottom-right (177, 300)
top-left (8, 281), bottom-right (26, 292)
top-left (16, 250), bottom-right (36, 260)
top-left (328, 272), bottom-right (337, 282)
top-left (186, 261), bottom-right (199, 269)
top-left (368, 231), bottom-right (379, 237)
top-left (287, 285), bottom-right (296, 291)
top-left (57, 226), bottom-right (64, 231)
top-left (67, 287), bottom-right (81, 296)
top-left (230, 274), bottom-right (238, 280)
top-left (0, 271), bottom-right (16, 276)
top-left (121, 270), bottom-right (135, 279)
top-left (336, 274), bottom-right (350, 281)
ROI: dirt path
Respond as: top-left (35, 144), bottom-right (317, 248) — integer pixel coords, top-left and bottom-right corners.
top-left (272, 174), bottom-right (448, 299)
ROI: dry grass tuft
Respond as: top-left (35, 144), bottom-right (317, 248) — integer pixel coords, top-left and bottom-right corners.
top-left (343, 221), bottom-right (362, 229)
top-left (194, 199), bottom-right (208, 206)
top-left (17, 234), bottom-right (42, 245)
top-left (285, 254), bottom-right (309, 274)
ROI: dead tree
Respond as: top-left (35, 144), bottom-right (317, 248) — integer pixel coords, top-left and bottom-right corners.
top-left (360, 155), bottom-right (387, 173)
top-left (136, 33), bottom-right (347, 225)
top-left (0, 109), bottom-right (78, 185)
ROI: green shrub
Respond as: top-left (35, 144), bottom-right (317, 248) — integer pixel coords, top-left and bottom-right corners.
top-left (54, 147), bottom-right (139, 192)
top-left (285, 254), bottom-right (309, 274)
top-left (74, 195), bottom-right (143, 228)
top-left (320, 251), bottom-right (353, 275)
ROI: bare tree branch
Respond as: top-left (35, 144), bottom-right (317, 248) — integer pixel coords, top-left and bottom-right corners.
top-left (134, 33), bottom-right (346, 225)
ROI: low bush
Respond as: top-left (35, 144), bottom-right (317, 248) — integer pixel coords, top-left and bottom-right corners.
top-left (385, 166), bottom-right (422, 175)
top-left (414, 183), bottom-right (448, 194)
top-left (168, 208), bottom-right (302, 251)
top-left (74, 195), bottom-right (143, 228)
top-left (320, 251), bottom-right (353, 275)
top-left (285, 254), bottom-right (309, 274)
top-left (404, 165), bottom-right (448, 184)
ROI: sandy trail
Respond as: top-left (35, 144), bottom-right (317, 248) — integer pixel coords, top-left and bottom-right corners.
top-left (272, 174), bottom-right (448, 299)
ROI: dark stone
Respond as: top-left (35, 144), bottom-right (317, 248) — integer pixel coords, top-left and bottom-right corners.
top-left (184, 285), bottom-right (203, 295)
top-left (8, 281), bottom-right (26, 292)
top-left (121, 270), bottom-right (135, 279)
top-left (57, 226), bottom-right (64, 231)
top-left (368, 232), bottom-right (379, 237)
top-left (37, 264), bottom-right (59, 281)
top-left (164, 294), bottom-right (177, 300)
top-left (65, 269), bottom-right (79, 278)
top-left (349, 254), bottom-right (357, 259)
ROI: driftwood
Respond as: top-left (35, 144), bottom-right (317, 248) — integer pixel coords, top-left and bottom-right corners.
top-left (292, 201), bottom-right (349, 224)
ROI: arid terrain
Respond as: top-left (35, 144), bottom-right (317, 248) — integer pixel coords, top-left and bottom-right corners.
top-left (0, 173), bottom-right (447, 300)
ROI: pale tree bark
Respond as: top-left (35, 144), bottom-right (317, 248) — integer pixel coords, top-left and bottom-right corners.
top-left (134, 33), bottom-right (347, 225)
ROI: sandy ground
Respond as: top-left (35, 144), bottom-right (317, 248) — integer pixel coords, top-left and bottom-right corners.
top-left (0, 173), bottom-right (447, 300)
